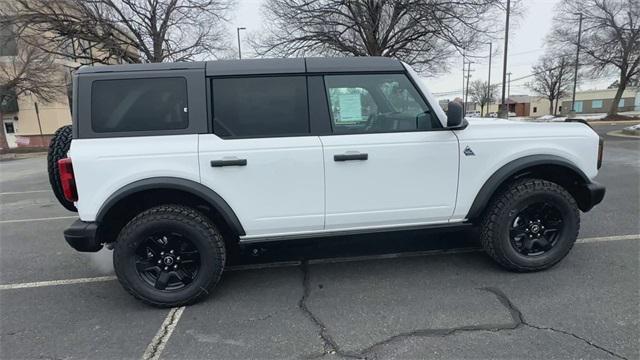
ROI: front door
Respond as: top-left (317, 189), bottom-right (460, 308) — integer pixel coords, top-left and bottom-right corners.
top-left (320, 73), bottom-right (459, 230)
top-left (3, 120), bottom-right (17, 148)
top-left (199, 75), bottom-right (324, 237)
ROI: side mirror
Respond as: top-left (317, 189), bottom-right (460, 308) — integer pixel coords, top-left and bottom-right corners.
top-left (446, 101), bottom-right (464, 128)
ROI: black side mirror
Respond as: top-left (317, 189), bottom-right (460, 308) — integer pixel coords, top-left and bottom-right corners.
top-left (446, 101), bottom-right (464, 128)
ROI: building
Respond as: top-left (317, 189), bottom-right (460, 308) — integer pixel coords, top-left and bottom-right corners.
top-left (1, 5), bottom-right (136, 149)
top-left (559, 88), bottom-right (640, 116)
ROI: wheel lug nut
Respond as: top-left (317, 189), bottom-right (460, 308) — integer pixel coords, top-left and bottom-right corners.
top-left (170, 250), bottom-right (174, 254)
top-left (160, 252), bottom-right (164, 256)
top-left (157, 260), bottom-right (161, 264)
top-left (164, 266), bottom-right (168, 271)
top-left (176, 256), bottom-right (181, 260)
top-left (174, 265), bottom-right (178, 269)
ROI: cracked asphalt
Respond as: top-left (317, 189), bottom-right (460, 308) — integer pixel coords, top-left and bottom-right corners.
top-left (1, 123), bottom-right (638, 360)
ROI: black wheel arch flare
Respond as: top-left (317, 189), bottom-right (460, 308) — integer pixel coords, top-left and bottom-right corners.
top-left (466, 155), bottom-right (593, 220)
top-left (96, 177), bottom-right (245, 236)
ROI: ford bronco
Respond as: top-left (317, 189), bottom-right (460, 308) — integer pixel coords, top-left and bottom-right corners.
top-left (47, 57), bottom-right (605, 307)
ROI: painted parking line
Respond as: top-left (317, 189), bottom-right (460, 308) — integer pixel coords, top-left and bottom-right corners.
top-left (0, 234), bottom-right (637, 291)
top-left (142, 306), bottom-right (186, 360)
top-left (0, 276), bottom-right (117, 290)
top-left (0, 216), bottom-right (78, 224)
top-left (0, 190), bottom-right (51, 195)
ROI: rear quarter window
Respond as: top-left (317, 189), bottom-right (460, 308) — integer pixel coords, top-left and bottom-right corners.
top-left (91, 77), bottom-right (188, 133)
top-left (211, 76), bottom-right (309, 138)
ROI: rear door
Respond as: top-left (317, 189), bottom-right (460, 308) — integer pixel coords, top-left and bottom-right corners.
top-left (319, 73), bottom-right (459, 230)
top-left (198, 76), bottom-right (324, 237)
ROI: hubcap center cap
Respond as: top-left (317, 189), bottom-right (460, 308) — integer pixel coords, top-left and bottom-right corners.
top-left (163, 256), bottom-right (174, 265)
top-left (530, 224), bottom-right (540, 234)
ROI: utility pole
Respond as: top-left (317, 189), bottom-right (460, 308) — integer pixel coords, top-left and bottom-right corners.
top-left (499, 0), bottom-right (511, 118)
top-left (237, 27), bottom-right (246, 59)
top-left (461, 49), bottom-right (466, 106)
top-left (464, 62), bottom-right (473, 114)
top-left (570, 13), bottom-right (583, 117)
top-left (506, 72), bottom-right (512, 118)
top-left (487, 42), bottom-right (492, 117)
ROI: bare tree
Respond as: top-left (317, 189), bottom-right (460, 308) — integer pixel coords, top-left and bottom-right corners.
top-left (0, 38), bottom-right (64, 151)
top-left (526, 54), bottom-right (572, 116)
top-left (551, 0), bottom-right (640, 116)
top-left (254, 0), bottom-right (506, 74)
top-left (5, 0), bottom-right (234, 64)
top-left (468, 79), bottom-right (496, 116)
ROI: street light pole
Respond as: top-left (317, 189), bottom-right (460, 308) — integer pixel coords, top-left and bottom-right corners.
top-left (499, 0), bottom-right (511, 118)
top-left (487, 42), bottom-right (492, 117)
top-left (237, 27), bottom-right (246, 59)
top-left (570, 13), bottom-right (583, 117)
top-left (506, 72), bottom-right (512, 118)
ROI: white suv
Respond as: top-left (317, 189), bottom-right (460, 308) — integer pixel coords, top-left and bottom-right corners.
top-left (48, 57), bottom-right (605, 307)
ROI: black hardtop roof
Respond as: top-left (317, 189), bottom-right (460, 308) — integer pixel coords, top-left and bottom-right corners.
top-left (75, 57), bottom-right (404, 76)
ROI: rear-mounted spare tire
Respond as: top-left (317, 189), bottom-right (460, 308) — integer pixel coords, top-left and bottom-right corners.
top-left (47, 125), bottom-right (77, 212)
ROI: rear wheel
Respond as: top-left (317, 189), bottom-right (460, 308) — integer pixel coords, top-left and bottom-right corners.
top-left (480, 178), bottom-right (580, 272)
top-left (47, 125), bottom-right (76, 211)
top-left (113, 205), bottom-right (225, 307)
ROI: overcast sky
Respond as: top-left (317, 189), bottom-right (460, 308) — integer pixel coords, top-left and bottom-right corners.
top-left (228, 0), bottom-right (615, 100)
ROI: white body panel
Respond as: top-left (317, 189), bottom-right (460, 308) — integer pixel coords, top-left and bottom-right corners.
top-left (198, 134), bottom-right (325, 236)
top-left (452, 118), bottom-right (600, 220)
top-left (320, 131), bottom-right (459, 229)
top-left (70, 135), bottom-right (200, 221)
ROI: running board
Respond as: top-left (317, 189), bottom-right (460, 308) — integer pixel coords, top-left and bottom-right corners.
top-left (239, 222), bottom-right (474, 244)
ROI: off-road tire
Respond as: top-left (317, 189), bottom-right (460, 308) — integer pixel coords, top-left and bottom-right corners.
top-left (480, 178), bottom-right (580, 272)
top-left (47, 125), bottom-right (76, 212)
top-left (113, 205), bottom-right (226, 307)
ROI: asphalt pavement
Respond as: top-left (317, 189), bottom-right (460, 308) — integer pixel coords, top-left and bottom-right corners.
top-left (0, 122), bottom-right (638, 360)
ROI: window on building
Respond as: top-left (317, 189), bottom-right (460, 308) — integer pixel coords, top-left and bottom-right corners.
top-left (592, 100), bottom-right (603, 109)
top-left (618, 99), bottom-right (625, 108)
top-left (533, 107), bottom-right (538, 113)
top-left (0, 21), bottom-right (18, 56)
top-left (91, 77), bottom-right (189, 133)
top-left (574, 101), bottom-right (583, 113)
top-left (212, 76), bottom-right (309, 138)
top-left (559, 106), bottom-right (562, 112)
top-left (324, 74), bottom-right (438, 134)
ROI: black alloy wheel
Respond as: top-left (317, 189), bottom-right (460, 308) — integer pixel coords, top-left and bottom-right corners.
top-left (509, 202), bottom-right (564, 256)
top-left (135, 232), bottom-right (201, 291)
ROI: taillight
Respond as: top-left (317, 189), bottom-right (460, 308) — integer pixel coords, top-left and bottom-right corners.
top-left (57, 158), bottom-right (78, 202)
top-left (597, 137), bottom-right (604, 169)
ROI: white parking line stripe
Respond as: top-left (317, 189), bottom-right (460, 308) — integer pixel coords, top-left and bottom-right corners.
top-left (142, 306), bottom-right (185, 360)
top-left (0, 234), bottom-right (637, 291)
top-left (0, 190), bottom-right (51, 195)
top-left (0, 276), bottom-right (117, 290)
top-left (577, 234), bottom-right (640, 243)
top-left (0, 216), bottom-right (77, 224)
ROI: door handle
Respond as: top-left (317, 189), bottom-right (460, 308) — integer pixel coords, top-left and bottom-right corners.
top-left (334, 153), bottom-right (368, 162)
top-left (210, 158), bottom-right (247, 167)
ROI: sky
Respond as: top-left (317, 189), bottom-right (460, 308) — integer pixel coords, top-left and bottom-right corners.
top-left (228, 0), bottom-right (616, 100)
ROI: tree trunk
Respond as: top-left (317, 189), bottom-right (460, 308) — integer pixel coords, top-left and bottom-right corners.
top-left (549, 97), bottom-right (554, 116)
top-left (608, 77), bottom-right (627, 117)
top-left (481, 104), bottom-right (485, 117)
top-left (554, 98), bottom-right (559, 116)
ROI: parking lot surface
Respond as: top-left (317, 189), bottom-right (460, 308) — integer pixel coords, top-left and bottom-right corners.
top-left (1, 123), bottom-right (638, 360)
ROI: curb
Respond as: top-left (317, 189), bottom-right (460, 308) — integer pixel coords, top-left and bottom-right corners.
top-left (606, 130), bottom-right (640, 139)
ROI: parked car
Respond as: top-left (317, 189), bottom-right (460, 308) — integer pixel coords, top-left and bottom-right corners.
top-left (488, 112), bottom-right (498, 117)
top-left (466, 110), bottom-right (481, 117)
top-left (48, 57), bottom-right (605, 307)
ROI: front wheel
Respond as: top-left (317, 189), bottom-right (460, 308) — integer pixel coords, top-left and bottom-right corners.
top-left (480, 178), bottom-right (580, 272)
top-left (113, 205), bottom-right (225, 307)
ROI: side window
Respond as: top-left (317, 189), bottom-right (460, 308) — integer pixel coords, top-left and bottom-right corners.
top-left (212, 76), bottom-right (309, 138)
top-left (324, 74), bottom-right (438, 134)
top-left (91, 77), bottom-right (188, 133)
